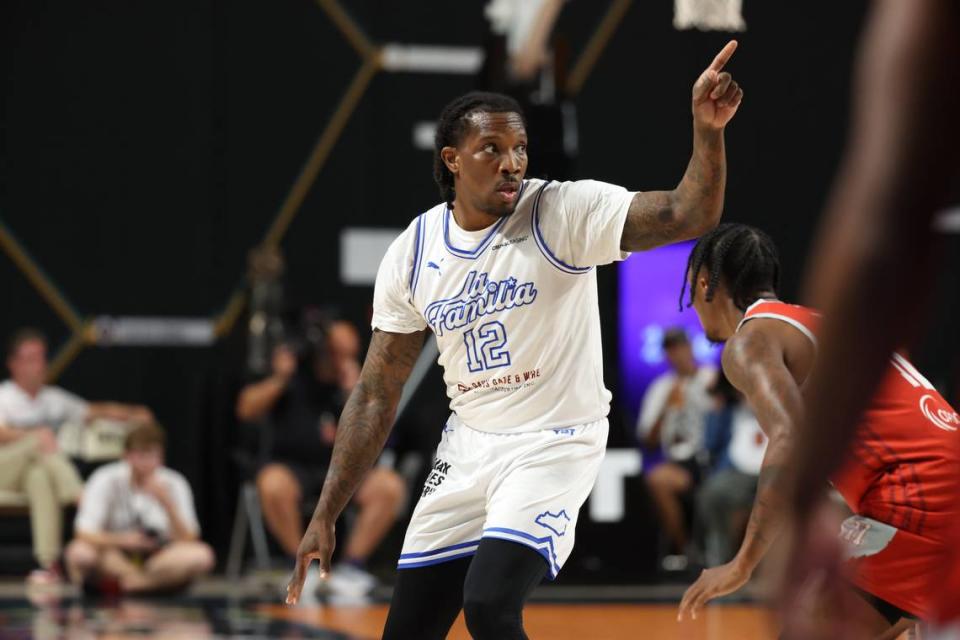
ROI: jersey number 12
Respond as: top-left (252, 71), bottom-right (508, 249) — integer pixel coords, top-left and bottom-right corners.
top-left (464, 321), bottom-right (511, 372)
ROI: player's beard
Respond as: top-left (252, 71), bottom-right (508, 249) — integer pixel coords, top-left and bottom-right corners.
top-left (482, 201), bottom-right (518, 218)
top-left (480, 190), bottom-right (521, 218)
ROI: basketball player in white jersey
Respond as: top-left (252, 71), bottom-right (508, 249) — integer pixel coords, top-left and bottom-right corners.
top-left (286, 42), bottom-right (743, 639)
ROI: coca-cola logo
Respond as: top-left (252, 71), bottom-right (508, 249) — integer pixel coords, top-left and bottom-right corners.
top-left (920, 394), bottom-right (960, 432)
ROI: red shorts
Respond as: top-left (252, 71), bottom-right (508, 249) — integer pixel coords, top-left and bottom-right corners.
top-left (843, 517), bottom-right (948, 620)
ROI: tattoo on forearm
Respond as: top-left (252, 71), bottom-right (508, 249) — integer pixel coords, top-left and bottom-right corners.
top-left (312, 330), bottom-right (425, 522)
top-left (620, 128), bottom-right (725, 252)
top-left (740, 459), bottom-right (789, 565)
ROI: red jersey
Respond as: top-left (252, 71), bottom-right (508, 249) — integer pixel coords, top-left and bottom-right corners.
top-left (740, 299), bottom-right (960, 619)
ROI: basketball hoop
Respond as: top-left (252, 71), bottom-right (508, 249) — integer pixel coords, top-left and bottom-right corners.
top-left (674, 0), bottom-right (746, 32)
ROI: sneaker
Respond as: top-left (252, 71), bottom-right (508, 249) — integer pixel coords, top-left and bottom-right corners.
top-left (26, 566), bottom-right (65, 607)
top-left (325, 563), bottom-right (376, 599)
top-left (26, 568), bottom-right (62, 588)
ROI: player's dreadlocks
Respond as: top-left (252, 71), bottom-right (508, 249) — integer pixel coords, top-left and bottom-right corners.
top-left (433, 92), bottom-right (525, 209)
top-left (679, 223), bottom-right (781, 311)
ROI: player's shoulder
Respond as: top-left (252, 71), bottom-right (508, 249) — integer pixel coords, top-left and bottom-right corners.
top-left (398, 202), bottom-right (445, 237)
top-left (724, 322), bottom-right (785, 368)
top-left (740, 299), bottom-right (820, 347)
top-left (749, 299), bottom-right (813, 314)
top-left (415, 201), bottom-right (447, 226)
top-left (532, 178), bottom-right (632, 215)
top-left (383, 203), bottom-right (444, 263)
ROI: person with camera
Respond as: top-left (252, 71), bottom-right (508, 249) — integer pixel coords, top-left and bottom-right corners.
top-left (63, 423), bottom-right (214, 594)
top-left (236, 319), bottom-right (405, 599)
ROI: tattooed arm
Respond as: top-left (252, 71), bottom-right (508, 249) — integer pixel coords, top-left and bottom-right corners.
top-left (620, 41), bottom-right (742, 252)
top-left (286, 328), bottom-right (426, 604)
top-left (620, 127), bottom-right (726, 252)
top-left (721, 327), bottom-right (802, 572)
top-left (678, 323), bottom-right (802, 621)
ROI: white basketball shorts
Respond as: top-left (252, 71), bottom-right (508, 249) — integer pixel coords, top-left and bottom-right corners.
top-left (397, 413), bottom-right (608, 578)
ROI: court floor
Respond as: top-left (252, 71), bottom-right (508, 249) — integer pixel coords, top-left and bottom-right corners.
top-left (265, 602), bottom-right (777, 639)
top-left (5, 598), bottom-right (776, 639)
top-left (0, 579), bottom-right (915, 639)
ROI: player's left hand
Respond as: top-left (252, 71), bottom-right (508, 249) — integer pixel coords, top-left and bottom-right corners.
top-left (692, 40), bottom-right (743, 130)
top-left (677, 559), bottom-right (750, 621)
top-left (285, 517), bottom-right (336, 605)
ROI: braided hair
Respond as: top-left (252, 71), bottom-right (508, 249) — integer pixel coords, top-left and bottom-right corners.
top-left (433, 92), bottom-right (525, 209)
top-left (679, 223), bottom-right (781, 311)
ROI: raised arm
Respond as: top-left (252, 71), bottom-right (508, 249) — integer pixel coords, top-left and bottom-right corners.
top-left (679, 325), bottom-right (803, 620)
top-left (621, 41), bottom-right (742, 252)
top-left (286, 328), bottom-right (426, 604)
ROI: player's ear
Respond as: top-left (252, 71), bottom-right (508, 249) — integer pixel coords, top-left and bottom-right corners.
top-left (697, 271), bottom-right (710, 294)
top-left (441, 147), bottom-right (460, 177)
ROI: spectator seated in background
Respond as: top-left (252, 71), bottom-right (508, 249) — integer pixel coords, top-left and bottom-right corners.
top-left (236, 318), bottom-right (405, 598)
top-left (636, 327), bottom-right (716, 572)
top-left (64, 423), bottom-right (214, 595)
top-left (0, 328), bottom-right (153, 586)
top-left (697, 372), bottom-right (767, 568)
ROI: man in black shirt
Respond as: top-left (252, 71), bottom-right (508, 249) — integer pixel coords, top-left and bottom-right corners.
top-left (236, 321), bottom-right (405, 597)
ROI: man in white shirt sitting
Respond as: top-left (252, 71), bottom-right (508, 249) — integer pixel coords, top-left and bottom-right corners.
top-left (0, 328), bottom-right (151, 584)
top-left (64, 423), bottom-right (214, 594)
top-left (637, 327), bottom-right (716, 570)
top-left (0, 328), bottom-right (154, 433)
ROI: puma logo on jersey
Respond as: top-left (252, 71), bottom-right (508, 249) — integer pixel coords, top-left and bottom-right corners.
top-left (535, 509), bottom-right (571, 536)
top-left (424, 270), bottom-right (537, 337)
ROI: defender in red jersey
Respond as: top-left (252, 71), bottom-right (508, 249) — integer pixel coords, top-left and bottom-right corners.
top-left (676, 224), bottom-right (960, 637)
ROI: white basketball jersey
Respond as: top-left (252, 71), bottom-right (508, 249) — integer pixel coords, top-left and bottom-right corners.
top-left (372, 178), bottom-right (635, 433)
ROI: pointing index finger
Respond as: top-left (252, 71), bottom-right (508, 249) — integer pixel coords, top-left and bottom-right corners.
top-left (708, 40), bottom-right (738, 72)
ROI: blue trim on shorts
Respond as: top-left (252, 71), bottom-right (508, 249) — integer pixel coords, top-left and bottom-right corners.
top-left (398, 539), bottom-right (481, 560)
top-left (396, 549), bottom-right (478, 570)
top-left (482, 527), bottom-right (561, 578)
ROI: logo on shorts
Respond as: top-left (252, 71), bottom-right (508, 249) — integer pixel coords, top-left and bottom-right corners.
top-left (422, 458), bottom-right (452, 498)
top-left (840, 517), bottom-right (872, 546)
top-left (535, 510), bottom-right (571, 537)
top-left (920, 394), bottom-right (960, 432)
